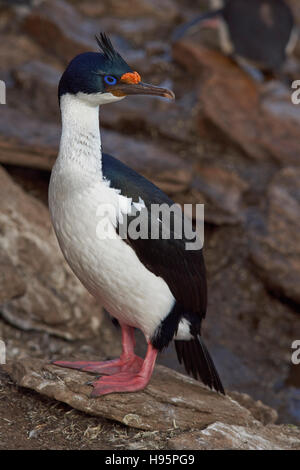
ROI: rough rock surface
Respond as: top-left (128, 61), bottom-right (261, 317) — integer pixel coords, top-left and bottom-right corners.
top-left (0, 250), bottom-right (26, 304)
top-left (22, 0), bottom-right (98, 63)
top-left (228, 391), bottom-right (278, 426)
top-left (173, 40), bottom-right (300, 166)
top-left (0, 107), bottom-right (58, 170)
top-left (4, 358), bottom-right (299, 449)
top-left (0, 165), bottom-right (101, 339)
top-left (12, 60), bottom-right (62, 121)
top-left (250, 167), bottom-right (300, 305)
top-left (167, 422), bottom-right (300, 450)
top-left (0, 0), bottom-right (299, 444)
top-left (70, 0), bottom-right (179, 22)
top-left (0, 107), bottom-right (191, 180)
top-left (191, 166), bottom-right (249, 225)
top-left (2, 358), bottom-right (264, 431)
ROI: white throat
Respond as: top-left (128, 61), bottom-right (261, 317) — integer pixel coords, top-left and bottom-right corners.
top-left (58, 93), bottom-right (103, 177)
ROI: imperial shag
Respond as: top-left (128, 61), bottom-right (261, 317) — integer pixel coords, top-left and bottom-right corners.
top-left (49, 33), bottom-right (224, 397)
top-left (173, 0), bottom-right (296, 72)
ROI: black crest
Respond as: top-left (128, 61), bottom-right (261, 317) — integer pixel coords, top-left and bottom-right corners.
top-left (95, 33), bottom-right (122, 61)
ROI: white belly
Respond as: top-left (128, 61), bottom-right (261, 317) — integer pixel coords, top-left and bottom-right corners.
top-left (49, 165), bottom-right (175, 340)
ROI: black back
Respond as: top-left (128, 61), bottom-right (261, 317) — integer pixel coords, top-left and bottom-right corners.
top-left (102, 153), bottom-right (207, 319)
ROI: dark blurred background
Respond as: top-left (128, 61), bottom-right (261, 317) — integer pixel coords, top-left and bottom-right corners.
top-left (0, 0), bottom-right (299, 428)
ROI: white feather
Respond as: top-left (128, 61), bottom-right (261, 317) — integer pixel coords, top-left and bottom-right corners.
top-left (49, 93), bottom-right (191, 341)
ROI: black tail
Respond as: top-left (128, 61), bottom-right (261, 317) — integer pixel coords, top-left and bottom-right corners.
top-left (172, 8), bottom-right (224, 42)
top-left (175, 336), bottom-right (225, 394)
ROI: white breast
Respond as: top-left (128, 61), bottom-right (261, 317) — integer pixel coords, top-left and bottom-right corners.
top-left (48, 94), bottom-right (193, 342)
top-left (49, 166), bottom-right (175, 339)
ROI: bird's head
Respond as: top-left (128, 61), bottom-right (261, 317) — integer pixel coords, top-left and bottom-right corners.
top-left (58, 33), bottom-right (175, 106)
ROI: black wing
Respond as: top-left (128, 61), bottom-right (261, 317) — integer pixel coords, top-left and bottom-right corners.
top-left (102, 153), bottom-right (207, 319)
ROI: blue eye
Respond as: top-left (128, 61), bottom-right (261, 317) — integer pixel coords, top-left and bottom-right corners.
top-left (104, 75), bottom-right (117, 85)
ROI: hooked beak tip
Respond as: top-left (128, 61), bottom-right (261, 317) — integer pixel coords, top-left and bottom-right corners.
top-left (163, 89), bottom-right (175, 100)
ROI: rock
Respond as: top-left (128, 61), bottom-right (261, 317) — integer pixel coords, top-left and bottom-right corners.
top-left (0, 1), bottom-right (44, 33)
top-left (0, 4), bottom-right (19, 35)
top-left (173, 39), bottom-right (300, 166)
top-left (22, 0), bottom-right (98, 63)
top-left (91, 17), bottom-right (160, 45)
top-left (71, 0), bottom-right (106, 18)
top-left (0, 107), bottom-right (58, 170)
top-left (167, 422), bottom-right (300, 450)
top-left (151, 168), bottom-right (192, 195)
top-left (0, 250), bottom-right (26, 304)
top-left (0, 165), bottom-right (102, 339)
top-left (102, 129), bottom-right (192, 179)
top-left (72, 0), bottom-right (179, 22)
top-left (21, 0), bottom-right (175, 73)
top-left (12, 60), bottom-right (62, 121)
top-left (100, 94), bottom-right (197, 144)
top-left (21, 0), bottom-right (154, 70)
top-left (287, 0), bottom-right (300, 25)
top-left (0, 33), bottom-right (49, 74)
top-left (250, 167), bottom-right (300, 305)
top-left (204, 224), bottom-right (300, 425)
top-left (0, 106), bottom-right (192, 190)
top-left (0, 0), bottom-right (39, 6)
top-left (3, 358), bottom-right (257, 431)
top-left (191, 166), bottom-right (249, 225)
top-left (0, 104), bottom-right (184, 165)
top-left (229, 391), bottom-right (278, 425)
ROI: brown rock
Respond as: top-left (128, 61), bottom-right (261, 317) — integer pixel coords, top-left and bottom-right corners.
top-left (22, 0), bottom-right (97, 63)
top-left (0, 165), bottom-right (101, 339)
top-left (101, 95), bottom-right (196, 144)
top-left (287, 0), bottom-right (300, 25)
top-left (151, 168), bottom-right (192, 195)
top-left (0, 250), bottom-right (26, 304)
top-left (21, 0), bottom-right (175, 72)
top-left (173, 40), bottom-right (300, 166)
top-left (73, 0), bottom-right (179, 21)
top-left (89, 16), bottom-right (160, 46)
top-left (229, 391), bottom-right (278, 425)
top-left (3, 358), bottom-right (256, 431)
top-left (0, 33), bottom-right (50, 74)
top-left (250, 167), bottom-right (300, 305)
top-left (12, 60), bottom-right (62, 121)
top-left (0, 107), bottom-right (58, 170)
top-left (204, 223), bottom-right (299, 425)
top-left (102, 129), bottom-right (192, 179)
top-left (0, 107), bottom-right (190, 185)
top-left (192, 166), bottom-right (249, 225)
top-left (167, 422), bottom-right (300, 450)
top-left (20, 0), bottom-right (151, 71)
top-left (72, 1), bottom-right (106, 18)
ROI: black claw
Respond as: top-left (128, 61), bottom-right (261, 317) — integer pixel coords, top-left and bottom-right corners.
top-left (85, 376), bottom-right (100, 385)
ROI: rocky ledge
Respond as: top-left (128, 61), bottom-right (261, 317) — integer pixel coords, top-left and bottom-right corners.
top-left (3, 358), bottom-right (300, 450)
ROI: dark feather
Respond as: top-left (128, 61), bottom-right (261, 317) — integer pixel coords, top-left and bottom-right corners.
top-left (95, 33), bottom-right (122, 62)
top-left (175, 336), bottom-right (225, 394)
top-left (102, 153), bottom-right (224, 393)
top-left (102, 152), bottom-right (207, 320)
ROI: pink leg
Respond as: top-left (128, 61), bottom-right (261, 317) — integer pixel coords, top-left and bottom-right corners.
top-left (90, 343), bottom-right (158, 397)
top-left (53, 324), bottom-right (143, 375)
